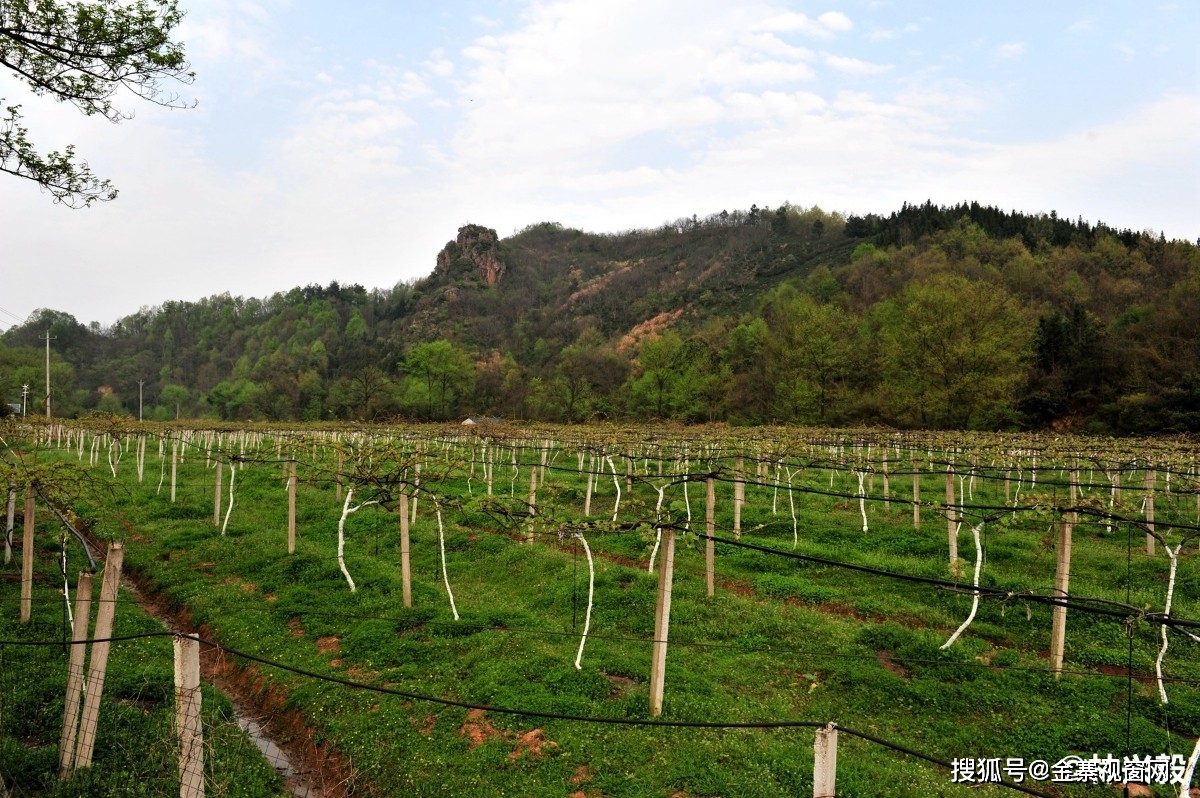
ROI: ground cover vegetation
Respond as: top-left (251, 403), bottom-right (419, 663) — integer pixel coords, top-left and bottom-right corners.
top-left (2, 418), bottom-right (1198, 796)
top-left (2, 201), bottom-right (1198, 433)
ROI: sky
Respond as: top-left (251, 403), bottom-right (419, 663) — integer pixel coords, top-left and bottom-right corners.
top-left (1, 0), bottom-right (1197, 331)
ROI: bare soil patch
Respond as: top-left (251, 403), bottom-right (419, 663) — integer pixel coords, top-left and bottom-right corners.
top-left (876, 650), bottom-right (909, 678)
top-left (603, 673), bottom-right (639, 699)
top-left (456, 709), bottom-right (560, 759)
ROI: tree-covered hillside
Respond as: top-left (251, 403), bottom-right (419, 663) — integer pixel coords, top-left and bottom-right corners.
top-left (2, 201), bottom-right (1197, 433)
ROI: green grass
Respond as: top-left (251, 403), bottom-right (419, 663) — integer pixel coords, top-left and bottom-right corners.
top-left (0, 556), bottom-right (288, 796)
top-left (2, 425), bottom-right (1197, 797)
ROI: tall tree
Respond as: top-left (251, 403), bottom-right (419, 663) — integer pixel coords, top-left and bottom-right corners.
top-left (875, 274), bottom-right (1030, 428)
top-left (552, 327), bottom-right (629, 422)
top-left (629, 330), bottom-right (685, 419)
top-left (158, 383), bottom-right (188, 419)
top-left (723, 318), bottom-right (770, 423)
top-left (764, 290), bottom-right (858, 423)
top-left (1021, 302), bottom-right (1112, 424)
top-left (331, 366), bottom-right (393, 421)
top-left (402, 341), bottom-right (474, 420)
top-left (0, 0), bottom-right (193, 206)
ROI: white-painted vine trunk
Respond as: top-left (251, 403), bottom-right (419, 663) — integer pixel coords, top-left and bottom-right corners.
top-left (772, 463), bottom-right (780, 515)
top-left (606, 455), bottom-right (621, 522)
top-left (912, 462), bottom-right (920, 529)
top-left (941, 522), bottom-right (985, 649)
top-left (1154, 542), bottom-right (1183, 704)
top-left (411, 460), bottom-right (421, 523)
top-left (434, 499), bottom-right (459, 620)
top-left (733, 457), bottom-right (744, 539)
top-left (786, 468), bottom-right (799, 548)
top-left (856, 470), bottom-right (868, 533)
top-left (156, 439), bottom-right (167, 495)
top-left (648, 483), bottom-right (667, 574)
top-left (221, 460), bottom-right (236, 536)
top-left (1180, 734), bottom-right (1199, 798)
top-left (1144, 469), bottom-right (1156, 555)
top-left (583, 454), bottom-right (594, 517)
top-left (336, 488), bottom-right (379, 593)
top-left (573, 532), bottom-right (594, 670)
top-left (4, 483), bottom-right (14, 564)
top-left (945, 466), bottom-right (957, 565)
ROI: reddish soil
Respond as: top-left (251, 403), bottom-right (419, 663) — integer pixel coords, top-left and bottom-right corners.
top-left (570, 764), bottom-right (594, 785)
top-left (1096, 664), bottom-right (1157, 686)
top-left (510, 728), bottom-right (558, 759)
top-left (346, 664), bottom-right (379, 682)
top-left (121, 561), bottom-right (359, 797)
top-left (416, 713), bottom-right (438, 735)
top-left (458, 709), bottom-right (502, 749)
top-left (456, 709), bottom-right (560, 759)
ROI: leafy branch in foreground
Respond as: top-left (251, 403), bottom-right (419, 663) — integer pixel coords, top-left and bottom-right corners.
top-left (0, 0), bottom-right (194, 206)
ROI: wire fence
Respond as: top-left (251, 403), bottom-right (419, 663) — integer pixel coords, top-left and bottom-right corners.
top-left (2, 420), bottom-right (1199, 796)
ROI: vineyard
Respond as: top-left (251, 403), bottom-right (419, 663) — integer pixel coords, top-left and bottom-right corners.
top-left (1, 419), bottom-right (1199, 797)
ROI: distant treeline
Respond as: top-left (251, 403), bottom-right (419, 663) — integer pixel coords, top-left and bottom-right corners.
top-left (2, 201), bottom-right (1197, 433)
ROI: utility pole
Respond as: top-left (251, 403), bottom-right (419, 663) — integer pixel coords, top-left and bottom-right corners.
top-left (21, 384), bottom-right (29, 416)
top-left (137, 380), bottom-right (145, 421)
top-left (40, 330), bottom-right (56, 418)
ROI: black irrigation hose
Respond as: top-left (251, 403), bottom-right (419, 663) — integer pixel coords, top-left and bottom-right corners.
top-left (0, 628), bottom-right (1054, 795)
top-left (7, 628), bottom-right (1051, 796)
top-left (695, 532), bottom-right (1200, 632)
top-left (33, 485), bottom-right (98, 573)
top-left (6, 590), bottom-right (1200, 688)
top-left (0, 631), bottom-right (175, 647)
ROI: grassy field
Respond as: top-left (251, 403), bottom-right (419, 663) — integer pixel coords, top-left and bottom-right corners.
top-left (0, 552), bottom-right (290, 796)
top-left (2, 422), bottom-right (1198, 797)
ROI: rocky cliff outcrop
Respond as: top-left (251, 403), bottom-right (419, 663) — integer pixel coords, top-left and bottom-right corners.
top-left (436, 224), bottom-right (506, 286)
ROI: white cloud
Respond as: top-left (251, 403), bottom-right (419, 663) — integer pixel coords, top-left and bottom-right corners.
top-left (824, 54), bottom-right (893, 75)
top-left (423, 49), bottom-right (455, 77)
top-left (449, 0), bottom-right (842, 175)
top-left (759, 10), bottom-right (853, 38)
top-left (1, 0), bottom-right (1196, 328)
top-left (277, 84), bottom-right (416, 179)
top-left (382, 68), bottom-right (437, 102)
top-left (176, 0), bottom-right (288, 88)
top-left (995, 42), bottom-right (1025, 59)
top-left (723, 90), bottom-right (827, 122)
top-left (818, 12), bottom-right (854, 33)
top-left (1066, 17), bottom-right (1096, 35)
top-left (917, 93), bottom-right (1200, 237)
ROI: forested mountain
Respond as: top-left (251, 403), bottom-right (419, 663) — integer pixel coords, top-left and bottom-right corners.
top-left (2, 201), bottom-right (1198, 433)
